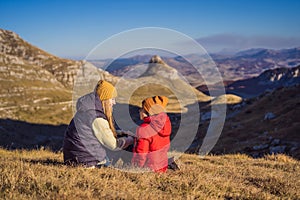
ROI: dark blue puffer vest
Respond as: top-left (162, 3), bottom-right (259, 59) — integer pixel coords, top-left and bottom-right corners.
top-left (63, 92), bottom-right (108, 166)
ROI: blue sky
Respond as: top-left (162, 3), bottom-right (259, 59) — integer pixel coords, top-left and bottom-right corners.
top-left (1, 0), bottom-right (300, 59)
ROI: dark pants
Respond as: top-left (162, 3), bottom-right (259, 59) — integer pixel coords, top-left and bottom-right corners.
top-left (106, 144), bottom-right (133, 167)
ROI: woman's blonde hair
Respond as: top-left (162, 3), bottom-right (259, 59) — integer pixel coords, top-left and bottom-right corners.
top-left (102, 99), bottom-right (117, 138)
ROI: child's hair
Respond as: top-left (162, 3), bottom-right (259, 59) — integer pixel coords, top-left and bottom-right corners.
top-left (142, 96), bottom-right (168, 115)
top-left (141, 100), bottom-right (149, 116)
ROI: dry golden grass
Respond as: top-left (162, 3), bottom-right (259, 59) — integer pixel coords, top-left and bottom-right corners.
top-left (1, 148), bottom-right (299, 200)
top-left (210, 94), bottom-right (243, 105)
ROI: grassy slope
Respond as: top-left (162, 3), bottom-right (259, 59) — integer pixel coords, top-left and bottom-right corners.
top-left (0, 61), bottom-right (73, 125)
top-left (211, 85), bottom-right (300, 158)
top-left (0, 148), bottom-right (299, 200)
top-left (0, 29), bottom-right (78, 124)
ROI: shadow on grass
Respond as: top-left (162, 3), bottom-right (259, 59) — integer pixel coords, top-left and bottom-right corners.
top-left (0, 118), bottom-right (67, 151)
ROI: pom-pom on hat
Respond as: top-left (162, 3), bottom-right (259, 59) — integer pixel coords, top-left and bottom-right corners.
top-left (96, 80), bottom-right (117, 101)
top-left (142, 96), bottom-right (168, 115)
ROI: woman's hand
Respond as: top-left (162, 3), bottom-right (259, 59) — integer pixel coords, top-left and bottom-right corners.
top-left (117, 136), bottom-right (134, 149)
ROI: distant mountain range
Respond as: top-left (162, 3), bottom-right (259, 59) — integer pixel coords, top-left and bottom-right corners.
top-left (213, 47), bottom-right (300, 82)
top-left (91, 47), bottom-right (300, 87)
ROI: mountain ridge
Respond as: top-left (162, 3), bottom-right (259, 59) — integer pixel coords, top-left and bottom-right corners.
top-left (0, 29), bottom-right (85, 124)
top-left (226, 65), bottom-right (300, 98)
top-left (0, 28), bottom-right (82, 88)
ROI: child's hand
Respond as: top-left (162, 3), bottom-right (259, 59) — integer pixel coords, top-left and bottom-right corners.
top-left (116, 130), bottom-right (135, 137)
top-left (123, 130), bottom-right (136, 137)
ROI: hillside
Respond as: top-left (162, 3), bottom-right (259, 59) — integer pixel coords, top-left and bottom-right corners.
top-left (0, 29), bottom-right (76, 124)
top-left (190, 84), bottom-right (300, 159)
top-left (0, 29), bottom-right (81, 88)
top-left (0, 148), bottom-right (299, 199)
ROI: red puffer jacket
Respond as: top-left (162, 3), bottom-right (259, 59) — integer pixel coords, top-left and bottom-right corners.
top-left (132, 112), bottom-right (171, 172)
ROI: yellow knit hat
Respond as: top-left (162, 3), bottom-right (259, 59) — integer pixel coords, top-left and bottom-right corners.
top-left (142, 96), bottom-right (168, 115)
top-left (96, 80), bottom-right (117, 101)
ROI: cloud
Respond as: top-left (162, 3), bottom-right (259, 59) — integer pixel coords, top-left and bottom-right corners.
top-left (196, 34), bottom-right (300, 53)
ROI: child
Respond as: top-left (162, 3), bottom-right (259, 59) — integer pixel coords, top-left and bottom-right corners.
top-left (132, 96), bottom-right (171, 172)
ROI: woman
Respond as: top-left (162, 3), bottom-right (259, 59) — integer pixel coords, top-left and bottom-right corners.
top-left (63, 80), bottom-right (134, 168)
top-left (132, 96), bottom-right (171, 172)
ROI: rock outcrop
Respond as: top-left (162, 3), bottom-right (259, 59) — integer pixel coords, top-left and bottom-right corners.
top-left (0, 29), bottom-right (83, 89)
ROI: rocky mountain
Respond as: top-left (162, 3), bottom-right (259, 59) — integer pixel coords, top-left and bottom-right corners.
top-left (91, 55), bottom-right (205, 87)
top-left (0, 29), bottom-right (81, 88)
top-left (226, 65), bottom-right (300, 98)
top-left (0, 29), bottom-right (76, 124)
top-left (114, 55), bottom-right (212, 114)
top-left (142, 55), bottom-right (178, 78)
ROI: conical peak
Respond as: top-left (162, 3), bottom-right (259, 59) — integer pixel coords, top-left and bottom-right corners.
top-left (149, 55), bottom-right (166, 65)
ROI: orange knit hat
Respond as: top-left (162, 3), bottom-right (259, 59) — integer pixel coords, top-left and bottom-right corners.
top-left (142, 96), bottom-right (168, 115)
top-left (96, 80), bottom-right (117, 101)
